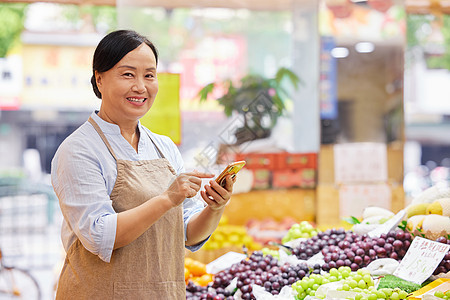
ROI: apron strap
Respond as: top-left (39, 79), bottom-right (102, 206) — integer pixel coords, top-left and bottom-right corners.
top-left (88, 117), bottom-right (118, 161)
top-left (145, 130), bottom-right (166, 159)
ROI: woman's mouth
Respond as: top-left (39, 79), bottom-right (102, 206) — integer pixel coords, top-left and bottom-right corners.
top-left (127, 97), bottom-right (147, 104)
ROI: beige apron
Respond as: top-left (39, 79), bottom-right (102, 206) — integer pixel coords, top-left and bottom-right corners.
top-left (56, 117), bottom-right (186, 299)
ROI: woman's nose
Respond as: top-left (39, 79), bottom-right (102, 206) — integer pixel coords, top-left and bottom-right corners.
top-left (132, 78), bottom-right (146, 93)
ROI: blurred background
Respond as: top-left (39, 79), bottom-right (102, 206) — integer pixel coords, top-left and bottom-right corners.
top-left (0, 0), bottom-right (449, 298)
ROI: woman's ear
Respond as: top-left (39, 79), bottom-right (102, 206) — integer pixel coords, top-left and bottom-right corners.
top-left (95, 71), bottom-right (102, 89)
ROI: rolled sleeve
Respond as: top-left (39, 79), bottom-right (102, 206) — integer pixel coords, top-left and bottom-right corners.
top-left (98, 213), bottom-right (117, 262)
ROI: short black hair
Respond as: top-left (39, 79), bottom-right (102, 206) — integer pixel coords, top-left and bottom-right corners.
top-left (90, 30), bottom-right (158, 99)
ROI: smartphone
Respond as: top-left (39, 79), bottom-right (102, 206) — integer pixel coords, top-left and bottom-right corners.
top-left (215, 161), bottom-right (246, 187)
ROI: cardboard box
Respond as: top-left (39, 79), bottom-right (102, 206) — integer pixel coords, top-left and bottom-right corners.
top-left (318, 143), bottom-right (404, 184)
top-left (316, 183), bottom-right (405, 227)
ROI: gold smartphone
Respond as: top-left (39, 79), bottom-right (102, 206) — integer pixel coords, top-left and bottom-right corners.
top-left (215, 161), bottom-right (246, 187)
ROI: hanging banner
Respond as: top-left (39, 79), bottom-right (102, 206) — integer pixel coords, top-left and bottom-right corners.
top-left (320, 36), bottom-right (338, 120)
top-left (140, 73), bottom-right (181, 145)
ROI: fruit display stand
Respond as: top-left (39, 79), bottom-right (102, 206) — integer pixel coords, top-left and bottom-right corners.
top-left (185, 183), bottom-right (450, 300)
top-left (184, 188), bottom-right (316, 265)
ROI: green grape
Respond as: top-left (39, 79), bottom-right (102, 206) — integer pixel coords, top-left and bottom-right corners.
top-left (363, 274), bottom-right (372, 284)
top-left (341, 270), bottom-right (351, 278)
top-left (357, 279), bottom-right (366, 289)
top-left (310, 290), bottom-right (316, 297)
top-left (348, 279), bottom-right (357, 289)
top-left (355, 294), bottom-right (363, 300)
top-left (312, 283), bottom-right (320, 291)
top-left (367, 293), bottom-right (377, 300)
top-left (341, 283), bottom-right (350, 291)
top-left (435, 291), bottom-right (445, 298)
top-left (398, 290), bottom-right (408, 299)
top-left (329, 275), bottom-right (338, 282)
top-left (300, 280), bottom-right (309, 290)
top-left (294, 283), bottom-right (304, 293)
top-left (330, 268), bottom-right (339, 277)
top-left (306, 287), bottom-right (312, 295)
top-left (446, 291), bottom-right (450, 297)
top-left (391, 291), bottom-right (400, 300)
top-left (380, 288), bottom-right (392, 298)
top-left (375, 290), bottom-right (387, 299)
top-left (354, 274), bottom-right (363, 282)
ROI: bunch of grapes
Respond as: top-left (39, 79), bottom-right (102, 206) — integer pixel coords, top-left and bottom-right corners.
top-left (186, 281), bottom-right (230, 300)
top-left (211, 251), bottom-right (310, 299)
top-left (353, 287), bottom-right (409, 300)
top-left (282, 221), bottom-right (319, 243)
top-left (261, 247), bottom-right (280, 259)
top-left (338, 268), bottom-right (374, 292)
top-left (292, 228), bottom-right (348, 260)
top-left (321, 229), bottom-right (413, 272)
top-left (292, 266), bottom-right (353, 299)
top-left (434, 236), bottom-right (450, 275)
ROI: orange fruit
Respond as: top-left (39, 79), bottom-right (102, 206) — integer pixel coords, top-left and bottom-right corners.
top-left (189, 261), bottom-right (207, 276)
top-left (196, 274), bottom-right (213, 287)
top-left (184, 267), bottom-right (191, 281)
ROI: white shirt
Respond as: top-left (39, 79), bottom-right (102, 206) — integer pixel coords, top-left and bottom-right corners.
top-left (51, 111), bottom-right (206, 262)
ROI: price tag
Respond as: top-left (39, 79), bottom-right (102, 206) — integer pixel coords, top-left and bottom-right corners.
top-left (393, 236), bottom-right (450, 284)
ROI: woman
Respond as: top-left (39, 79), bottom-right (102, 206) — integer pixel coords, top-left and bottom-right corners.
top-left (51, 30), bottom-right (235, 299)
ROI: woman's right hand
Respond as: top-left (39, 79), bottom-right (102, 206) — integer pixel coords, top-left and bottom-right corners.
top-left (164, 171), bottom-right (214, 207)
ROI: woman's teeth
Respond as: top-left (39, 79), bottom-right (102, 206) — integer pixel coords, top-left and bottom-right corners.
top-left (127, 97), bottom-right (146, 103)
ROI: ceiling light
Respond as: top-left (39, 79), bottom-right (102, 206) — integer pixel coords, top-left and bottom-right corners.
top-left (331, 47), bottom-right (349, 58)
top-left (355, 42), bottom-right (375, 53)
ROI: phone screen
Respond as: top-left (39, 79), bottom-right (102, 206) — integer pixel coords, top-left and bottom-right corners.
top-left (215, 161), bottom-right (246, 187)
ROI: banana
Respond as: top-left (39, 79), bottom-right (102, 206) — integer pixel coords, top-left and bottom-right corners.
top-left (406, 203), bottom-right (430, 219)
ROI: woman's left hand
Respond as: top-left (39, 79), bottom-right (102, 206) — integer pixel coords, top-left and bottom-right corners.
top-left (200, 175), bottom-right (236, 211)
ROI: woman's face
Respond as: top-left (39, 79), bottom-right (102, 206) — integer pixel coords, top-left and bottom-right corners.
top-left (96, 43), bottom-right (158, 124)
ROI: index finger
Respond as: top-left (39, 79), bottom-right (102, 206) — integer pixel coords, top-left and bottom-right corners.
top-left (185, 171), bottom-right (215, 178)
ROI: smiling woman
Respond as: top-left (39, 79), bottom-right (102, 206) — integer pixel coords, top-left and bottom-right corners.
top-left (51, 29), bottom-right (238, 299)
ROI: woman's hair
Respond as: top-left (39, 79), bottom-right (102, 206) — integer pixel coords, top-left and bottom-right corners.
top-left (90, 30), bottom-right (158, 99)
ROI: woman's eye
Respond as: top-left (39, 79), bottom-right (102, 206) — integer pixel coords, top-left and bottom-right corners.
top-left (146, 74), bottom-right (155, 78)
top-left (123, 73), bottom-right (133, 77)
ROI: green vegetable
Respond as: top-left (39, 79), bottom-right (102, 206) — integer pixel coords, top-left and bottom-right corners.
top-left (377, 275), bottom-right (421, 294)
top-left (343, 216), bottom-right (361, 225)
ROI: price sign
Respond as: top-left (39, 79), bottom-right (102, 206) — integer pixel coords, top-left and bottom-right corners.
top-left (393, 236), bottom-right (450, 284)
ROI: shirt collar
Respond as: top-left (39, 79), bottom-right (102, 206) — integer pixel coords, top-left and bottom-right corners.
top-left (91, 111), bottom-right (143, 135)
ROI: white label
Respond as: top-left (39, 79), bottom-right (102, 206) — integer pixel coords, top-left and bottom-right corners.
top-left (393, 236), bottom-right (450, 284)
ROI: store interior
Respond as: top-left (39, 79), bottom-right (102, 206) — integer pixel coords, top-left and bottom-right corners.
top-left (0, 0), bottom-right (450, 299)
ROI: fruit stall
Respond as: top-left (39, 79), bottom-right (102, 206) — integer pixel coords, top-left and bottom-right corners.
top-left (184, 180), bottom-right (450, 299)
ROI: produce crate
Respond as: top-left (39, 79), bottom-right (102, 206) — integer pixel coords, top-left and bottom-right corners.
top-left (272, 168), bottom-right (316, 189)
top-left (271, 170), bottom-right (293, 189)
top-left (251, 169), bottom-right (271, 190)
top-left (276, 152), bottom-right (317, 170)
top-left (291, 168), bottom-right (316, 188)
top-left (235, 153), bottom-right (277, 170)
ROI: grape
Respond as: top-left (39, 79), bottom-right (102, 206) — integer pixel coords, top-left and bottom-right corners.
top-left (282, 221), bottom-right (319, 243)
